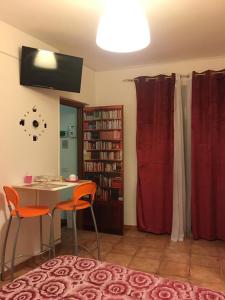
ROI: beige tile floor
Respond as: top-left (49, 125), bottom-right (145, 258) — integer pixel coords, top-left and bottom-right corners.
top-left (1, 227), bottom-right (225, 293)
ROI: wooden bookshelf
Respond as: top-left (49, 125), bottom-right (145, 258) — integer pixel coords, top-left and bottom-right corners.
top-left (83, 105), bottom-right (124, 235)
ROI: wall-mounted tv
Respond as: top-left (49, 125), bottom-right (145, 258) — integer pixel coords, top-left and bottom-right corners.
top-left (20, 46), bottom-right (83, 93)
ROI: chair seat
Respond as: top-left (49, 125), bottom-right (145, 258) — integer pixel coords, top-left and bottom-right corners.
top-left (11, 206), bottom-right (50, 218)
top-left (56, 199), bottom-right (91, 211)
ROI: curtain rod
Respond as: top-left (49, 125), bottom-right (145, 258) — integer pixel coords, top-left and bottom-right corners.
top-left (123, 75), bottom-right (189, 82)
top-left (123, 71), bottom-right (225, 82)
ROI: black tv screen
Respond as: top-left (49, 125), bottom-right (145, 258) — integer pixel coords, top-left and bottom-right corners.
top-left (20, 46), bottom-right (83, 93)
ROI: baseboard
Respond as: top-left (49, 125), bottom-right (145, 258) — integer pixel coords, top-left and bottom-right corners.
top-left (123, 225), bottom-right (137, 230)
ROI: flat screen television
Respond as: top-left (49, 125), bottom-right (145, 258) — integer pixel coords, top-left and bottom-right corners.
top-left (20, 46), bottom-right (83, 93)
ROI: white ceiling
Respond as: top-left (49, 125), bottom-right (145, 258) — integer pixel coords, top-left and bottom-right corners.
top-left (0, 0), bottom-right (225, 71)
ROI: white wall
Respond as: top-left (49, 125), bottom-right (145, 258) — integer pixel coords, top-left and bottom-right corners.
top-left (95, 55), bottom-right (225, 226)
top-left (0, 20), bottom-right (95, 266)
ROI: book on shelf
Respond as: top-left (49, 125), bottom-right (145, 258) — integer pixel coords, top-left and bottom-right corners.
top-left (83, 150), bottom-right (91, 160)
top-left (111, 177), bottom-right (122, 189)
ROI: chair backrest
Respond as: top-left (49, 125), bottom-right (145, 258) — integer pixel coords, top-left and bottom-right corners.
top-left (3, 186), bottom-right (20, 211)
top-left (72, 182), bottom-right (96, 205)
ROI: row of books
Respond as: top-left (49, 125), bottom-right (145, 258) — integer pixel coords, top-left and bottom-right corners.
top-left (84, 110), bottom-right (122, 121)
top-left (84, 120), bottom-right (122, 130)
top-left (96, 188), bottom-right (110, 201)
top-left (96, 187), bottom-right (120, 201)
top-left (84, 161), bottom-right (122, 172)
top-left (100, 151), bottom-right (122, 160)
top-left (84, 151), bottom-right (122, 160)
top-left (100, 130), bottom-right (121, 140)
top-left (84, 130), bottom-right (121, 140)
top-left (100, 175), bottom-right (112, 188)
top-left (84, 141), bottom-right (121, 150)
top-left (99, 175), bottom-right (122, 189)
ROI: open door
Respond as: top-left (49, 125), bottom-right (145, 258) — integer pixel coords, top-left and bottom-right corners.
top-left (60, 97), bottom-right (85, 227)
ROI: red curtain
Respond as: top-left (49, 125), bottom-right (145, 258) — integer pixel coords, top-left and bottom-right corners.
top-left (192, 70), bottom-right (225, 240)
top-left (135, 75), bottom-right (175, 234)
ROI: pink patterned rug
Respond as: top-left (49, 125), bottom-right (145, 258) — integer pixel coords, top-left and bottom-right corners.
top-left (0, 255), bottom-right (224, 299)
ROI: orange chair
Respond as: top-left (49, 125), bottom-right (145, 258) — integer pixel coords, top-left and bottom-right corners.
top-left (1, 186), bottom-right (54, 280)
top-left (52, 182), bottom-right (100, 259)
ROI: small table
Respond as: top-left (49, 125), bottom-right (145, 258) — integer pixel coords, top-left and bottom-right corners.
top-left (13, 180), bottom-right (91, 205)
top-left (12, 180), bottom-right (91, 251)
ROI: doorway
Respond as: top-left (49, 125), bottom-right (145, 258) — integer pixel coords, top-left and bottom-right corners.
top-left (59, 97), bottom-right (85, 228)
top-left (60, 104), bottom-right (77, 227)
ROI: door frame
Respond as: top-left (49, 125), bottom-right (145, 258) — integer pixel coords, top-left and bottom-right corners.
top-left (60, 97), bottom-right (87, 179)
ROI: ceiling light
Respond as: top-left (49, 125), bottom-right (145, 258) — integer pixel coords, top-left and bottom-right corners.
top-left (96, 0), bottom-right (150, 53)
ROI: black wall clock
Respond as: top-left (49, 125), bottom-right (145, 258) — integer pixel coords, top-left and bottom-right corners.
top-left (19, 106), bottom-right (48, 141)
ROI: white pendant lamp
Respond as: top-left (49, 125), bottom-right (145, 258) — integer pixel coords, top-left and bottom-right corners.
top-left (96, 0), bottom-right (150, 53)
top-left (34, 50), bottom-right (57, 69)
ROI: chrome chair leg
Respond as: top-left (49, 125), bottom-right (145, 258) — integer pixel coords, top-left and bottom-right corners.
top-left (71, 211), bottom-right (75, 251)
top-left (90, 206), bottom-right (100, 260)
top-left (72, 210), bottom-right (78, 255)
top-left (1, 216), bottom-right (12, 281)
top-left (40, 216), bottom-right (43, 253)
top-left (11, 217), bottom-right (21, 281)
top-left (50, 209), bottom-right (56, 257)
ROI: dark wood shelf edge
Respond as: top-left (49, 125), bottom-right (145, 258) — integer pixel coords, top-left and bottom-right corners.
top-left (85, 149), bottom-right (122, 151)
top-left (84, 105), bottom-right (123, 111)
top-left (84, 159), bottom-right (122, 162)
top-left (84, 129), bottom-right (122, 131)
top-left (84, 171), bottom-right (121, 174)
top-left (84, 118), bottom-right (122, 121)
top-left (84, 139), bottom-right (122, 142)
